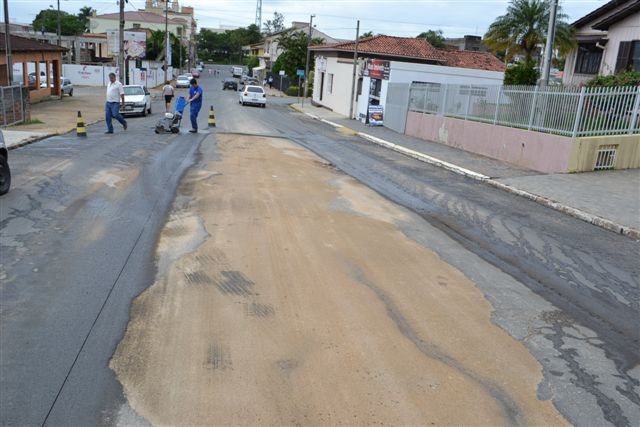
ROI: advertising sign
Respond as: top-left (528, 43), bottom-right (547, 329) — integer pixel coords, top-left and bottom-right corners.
top-left (107, 31), bottom-right (147, 59)
top-left (363, 59), bottom-right (390, 80)
top-left (368, 105), bottom-right (384, 126)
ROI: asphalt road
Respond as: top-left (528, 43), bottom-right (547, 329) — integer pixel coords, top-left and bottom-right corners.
top-left (210, 72), bottom-right (639, 425)
top-left (1, 67), bottom-right (639, 425)
top-left (0, 90), bottom-right (206, 425)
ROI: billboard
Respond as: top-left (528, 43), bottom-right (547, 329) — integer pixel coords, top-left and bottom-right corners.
top-left (363, 59), bottom-right (390, 80)
top-left (107, 31), bottom-right (147, 59)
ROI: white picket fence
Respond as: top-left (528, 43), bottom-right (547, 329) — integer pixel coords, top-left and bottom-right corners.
top-left (408, 83), bottom-right (640, 137)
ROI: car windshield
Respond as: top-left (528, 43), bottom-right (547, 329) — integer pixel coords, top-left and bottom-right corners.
top-left (178, 75), bottom-right (190, 80)
top-left (247, 87), bottom-right (264, 93)
top-left (124, 87), bottom-right (144, 95)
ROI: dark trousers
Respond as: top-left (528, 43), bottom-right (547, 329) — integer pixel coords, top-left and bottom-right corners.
top-left (190, 103), bottom-right (202, 130)
top-left (105, 102), bottom-right (126, 132)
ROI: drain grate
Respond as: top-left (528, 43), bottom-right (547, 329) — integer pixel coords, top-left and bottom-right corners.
top-left (594, 144), bottom-right (618, 170)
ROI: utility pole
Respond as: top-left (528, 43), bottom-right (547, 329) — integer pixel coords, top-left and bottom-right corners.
top-left (56, 0), bottom-right (61, 46)
top-left (302, 14), bottom-right (314, 107)
top-left (349, 20), bottom-right (360, 120)
top-left (119, 0), bottom-right (125, 82)
top-left (164, 0), bottom-right (168, 81)
top-left (3, 0), bottom-right (12, 84)
top-left (540, 0), bottom-right (558, 86)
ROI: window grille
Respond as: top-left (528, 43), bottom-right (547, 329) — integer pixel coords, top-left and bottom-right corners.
top-left (594, 145), bottom-right (618, 170)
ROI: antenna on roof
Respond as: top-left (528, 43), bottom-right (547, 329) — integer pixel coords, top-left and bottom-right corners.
top-left (255, 0), bottom-right (262, 32)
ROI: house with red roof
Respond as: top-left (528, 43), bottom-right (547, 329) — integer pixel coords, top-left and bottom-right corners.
top-left (308, 35), bottom-right (505, 127)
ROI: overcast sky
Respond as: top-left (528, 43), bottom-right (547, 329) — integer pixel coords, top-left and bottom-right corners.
top-left (5, 0), bottom-right (608, 39)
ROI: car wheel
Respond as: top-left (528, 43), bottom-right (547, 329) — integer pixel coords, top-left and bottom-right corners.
top-left (0, 155), bottom-right (11, 196)
top-left (69, 89), bottom-right (73, 97)
top-left (148, 104), bottom-right (152, 114)
top-left (142, 108), bottom-right (147, 117)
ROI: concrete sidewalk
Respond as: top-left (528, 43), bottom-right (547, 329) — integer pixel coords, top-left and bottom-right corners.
top-left (290, 102), bottom-right (640, 238)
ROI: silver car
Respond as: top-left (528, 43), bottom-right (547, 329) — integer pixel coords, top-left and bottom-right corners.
top-left (122, 85), bottom-right (152, 116)
top-left (176, 74), bottom-right (191, 88)
top-left (61, 77), bottom-right (73, 96)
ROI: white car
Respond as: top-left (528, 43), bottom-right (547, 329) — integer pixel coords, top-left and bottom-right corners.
top-left (61, 77), bottom-right (73, 96)
top-left (239, 85), bottom-right (266, 108)
top-left (176, 74), bottom-right (191, 88)
top-left (122, 85), bottom-right (152, 116)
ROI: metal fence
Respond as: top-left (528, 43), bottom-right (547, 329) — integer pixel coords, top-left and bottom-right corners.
top-left (408, 82), bottom-right (640, 137)
top-left (0, 85), bottom-right (27, 127)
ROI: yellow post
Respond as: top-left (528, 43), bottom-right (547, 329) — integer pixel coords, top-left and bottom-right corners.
top-left (208, 105), bottom-right (216, 127)
top-left (76, 111), bottom-right (87, 137)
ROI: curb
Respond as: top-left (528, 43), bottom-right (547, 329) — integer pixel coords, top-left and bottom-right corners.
top-left (299, 110), bottom-right (640, 240)
top-left (7, 119), bottom-right (103, 150)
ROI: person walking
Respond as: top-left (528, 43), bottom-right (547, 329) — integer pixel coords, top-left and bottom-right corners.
top-left (186, 78), bottom-right (203, 133)
top-left (162, 81), bottom-right (175, 113)
top-left (268, 75), bottom-right (273, 89)
top-left (105, 72), bottom-right (127, 134)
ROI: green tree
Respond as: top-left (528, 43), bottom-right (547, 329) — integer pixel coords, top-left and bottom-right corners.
top-left (32, 9), bottom-right (84, 36)
top-left (416, 29), bottom-right (445, 48)
top-left (77, 6), bottom-right (96, 32)
top-left (196, 24), bottom-right (262, 64)
top-left (271, 30), bottom-right (323, 80)
top-left (484, 0), bottom-right (575, 62)
top-left (504, 60), bottom-right (539, 85)
top-left (263, 11), bottom-right (285, 34)
top-left (359, 31), bottom-right (374, 39)
top-left (244, 55), bottom-right (259, 69)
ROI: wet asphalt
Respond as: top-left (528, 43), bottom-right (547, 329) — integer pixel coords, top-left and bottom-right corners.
top-left (1, 67), bottom-right (639, 426)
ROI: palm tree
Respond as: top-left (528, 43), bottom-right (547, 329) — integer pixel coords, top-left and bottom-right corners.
top-left (484, 0), bottom-right (575, 62)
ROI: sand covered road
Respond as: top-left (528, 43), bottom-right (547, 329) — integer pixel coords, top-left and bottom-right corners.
top-left (110, 134), bottom-right (567, 426)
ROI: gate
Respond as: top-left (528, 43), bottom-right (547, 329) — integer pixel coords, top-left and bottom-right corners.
top-left (0, 85), bottom-right (27, 126)
top-left (384, 83), bottom-right (410, 133)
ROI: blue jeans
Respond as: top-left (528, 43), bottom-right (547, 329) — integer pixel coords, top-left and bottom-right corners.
top-left (190, 102), bottom-right (202, 130)
top-left (105, 102), bottom-right (127, 132)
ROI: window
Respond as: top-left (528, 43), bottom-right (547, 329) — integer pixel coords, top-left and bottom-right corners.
top-left (132, 23), bottom-right (141, 29)
top-left (615, 41), bottom-right (640, 72)
top-left (327, 73), bottom-right (333, 94)
top-left (575, 43), bottom-right (602, 74)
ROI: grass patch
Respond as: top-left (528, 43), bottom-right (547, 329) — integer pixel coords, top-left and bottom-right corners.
top-left (21, 118), bottom-right (45, 125)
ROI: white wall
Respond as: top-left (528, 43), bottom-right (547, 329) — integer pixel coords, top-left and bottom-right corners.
top-left (312, 56), bottom-right (357, 117)
top-left (62, 63), bottom-right (172, 87)
top-left (355, 61), bottom-right (503, 121)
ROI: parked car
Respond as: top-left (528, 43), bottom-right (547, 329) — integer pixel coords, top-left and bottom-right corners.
top-left (29, 71), bottom-right (52, 88)
top-left (176, 74), bottom-right (191, 88)
top-left (196, 64), bottom-right (203, 72)
top-left (222, 78), bottom-right (238, 91)
top-left (122, 85), bottom-right (152, 116)
top-left (61, 77), bottom-right (73, 96)
top-left (239, 85), bottom-right (266, 107)
top-left (0, 130), bottom-right (10, 196)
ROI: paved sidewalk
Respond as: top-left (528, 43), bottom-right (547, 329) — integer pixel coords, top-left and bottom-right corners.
top-left (290, 102), bottom-right (640, 237)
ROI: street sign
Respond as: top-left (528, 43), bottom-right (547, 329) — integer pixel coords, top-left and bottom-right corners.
top-left (296, 69), bottom-right (305, 77)
top-left (279, 70), bottom-right (285, 76)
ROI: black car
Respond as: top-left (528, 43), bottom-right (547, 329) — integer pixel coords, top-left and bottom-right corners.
top-left (223, 79), bottom-right (238, 91)
top-left (0, 130), bottom-right (11, 196)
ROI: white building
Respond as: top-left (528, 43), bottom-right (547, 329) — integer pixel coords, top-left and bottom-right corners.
top-left (563, 0), bottom-right (640, 86)
top-left (310, 35), bottom-right (505, 123)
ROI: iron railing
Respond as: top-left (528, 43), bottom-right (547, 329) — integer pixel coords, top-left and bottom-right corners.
top-left (0, 85), bottom-right (26, 127)
top-left (408, 82), bottom-right (640, 137)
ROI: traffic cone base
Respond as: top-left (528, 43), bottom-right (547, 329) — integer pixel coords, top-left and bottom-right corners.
top-left (208, 106), bottom-right (216, 127)
top-left (76, 111), bottom-right (87, 137)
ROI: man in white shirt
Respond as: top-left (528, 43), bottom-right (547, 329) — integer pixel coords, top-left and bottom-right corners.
top-left (105, 72), bottom-right (127, 134)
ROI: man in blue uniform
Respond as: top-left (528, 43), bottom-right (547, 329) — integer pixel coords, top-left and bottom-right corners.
top-left (187, 78), bottom-right (203, 133)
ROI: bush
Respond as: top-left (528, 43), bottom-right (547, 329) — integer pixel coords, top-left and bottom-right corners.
top-left (587, 70), bottom-right (640, 87)
top-left (287, 86), bottom-right (300, 96)
top-left (504, 60), bottom-right (539, 85)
